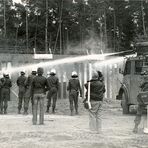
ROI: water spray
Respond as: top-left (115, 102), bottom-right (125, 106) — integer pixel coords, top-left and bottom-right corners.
top-left (2, 50), bottom-right (133, 75)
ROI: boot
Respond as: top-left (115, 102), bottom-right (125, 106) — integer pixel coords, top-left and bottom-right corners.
top-left (133, 125), bottom-right (138, 133)
top-left (18, 109), bottom-right (21, 114)
top-left (70, 110), bottom-right (74, 116)
top-left (24, 111), bottom-right (28, 115)
top-left (23, 108), bottom-right (28, 115)
top-left (4, 110), bottom-right (7, 114)
top-left (46, 106), bottom-right (49, 113)
top-left (0, 108), bottom-right (3, 114)
top-left (52, 107), bottom-right (55, 114)
top-left (75, 108), bottom-right (78, 115)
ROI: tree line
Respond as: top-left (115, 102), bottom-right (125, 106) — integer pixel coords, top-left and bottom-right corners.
top-left (0, 0), bottom-right (148, 54)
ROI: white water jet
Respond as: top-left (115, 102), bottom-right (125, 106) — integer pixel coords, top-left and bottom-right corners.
top-left (2, 51), bottom-right (131, 75)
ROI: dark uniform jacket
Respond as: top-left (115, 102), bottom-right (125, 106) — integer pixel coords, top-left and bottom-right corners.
top-left (47, 75), bottom-right (59, 90)
top-left (137, 81), bottom-right (148, 105)
top-left (25, 74), bottom-right (36, 98)
top-left (1, 77), bottom-right (12, 101)
top-left (17, 75), bottom-right (27, 92)
top-left (25, 74), bottom-right (36, 88)
top-left (0, 79), bottom-right (3, 101)
top-left (67, 78), bottom-right (82, 96)
top-left (31, 75), bottom-right (48, 94)
top-left (85, 79), bottom-right (105, 101)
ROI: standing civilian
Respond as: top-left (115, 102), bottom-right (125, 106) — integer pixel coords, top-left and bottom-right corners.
top-left (85, 71), bottom-right (105, 133)
top-left (31, 67), bottom-right (48, 125)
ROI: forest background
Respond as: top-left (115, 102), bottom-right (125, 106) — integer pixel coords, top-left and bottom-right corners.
top-left (0, 0), bottom-right (148, 54)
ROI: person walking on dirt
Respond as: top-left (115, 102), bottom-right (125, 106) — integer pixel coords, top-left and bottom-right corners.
top-left (24, 68), bottom-right (37, 115)
top-left (17, 70), bottom-right (27, 114)
top-left (133, 72), bottom-right (148, 133)
top-left (67, 71), bottom-right (82, 116)
top-left (0, 73), bottom-right (12, 114)
top-left (46, 69), bottom-right (59, 114)
top-left (31, 67), bottom-right (48, 125)
top-left (85, 71), bottom-right (105, 133)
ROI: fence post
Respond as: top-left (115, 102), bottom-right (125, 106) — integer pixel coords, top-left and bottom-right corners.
top-left (107, 65), bottom-right (110, 99)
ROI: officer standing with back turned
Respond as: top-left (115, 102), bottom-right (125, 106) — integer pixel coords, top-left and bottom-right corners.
top-left (17, 70), bottom-right (27, 114)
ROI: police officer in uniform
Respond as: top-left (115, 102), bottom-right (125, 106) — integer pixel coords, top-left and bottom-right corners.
top-left (133, 72), bottom-right (148, 133)
top-left (46, 69), bottom-right (59, 114)
top-left (24, 68), bottom-right (37, 114)
top-left (0, 73), bottom-right (2, 114)
top-left (17, 70), bottom-right (27, 114)
top-left (31, 67), bottom-right (48, 125)
top-left (67, 71), bottom-right (82, 116)
top-left (0, 73), bottom-right (12, 114)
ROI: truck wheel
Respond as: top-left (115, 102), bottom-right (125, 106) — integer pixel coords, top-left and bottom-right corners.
top-left (121, 92), bottom-right (129, 114)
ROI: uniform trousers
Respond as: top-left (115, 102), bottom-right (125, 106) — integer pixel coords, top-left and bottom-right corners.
top-left (32, 93), bottom-right (45, 125)
top-left (89, 100), bottom-right (103, 133)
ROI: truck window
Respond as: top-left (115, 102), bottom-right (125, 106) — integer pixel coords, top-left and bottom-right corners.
top-left (124, 61), bottom-right (131, 75)
top-left (135, 60), bottom-right (143, 74)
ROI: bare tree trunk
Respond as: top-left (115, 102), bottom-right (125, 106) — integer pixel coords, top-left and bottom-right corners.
top-left (141, 0), bottom-right (147, 37)
top-left (34, 15), bottom-right (38, 50)
top-left (3, 0), bottom-right (6, 38)
top-left (104, 11), bottom-right (108, 52)
top-left (113, 8), bottom-right (116, 51)
top-left (59, 0), bottom-right (63, 54)
top-left (45, 0), bottom-right (48, 53)
top-left (26, 8), bottom-right (29, 53)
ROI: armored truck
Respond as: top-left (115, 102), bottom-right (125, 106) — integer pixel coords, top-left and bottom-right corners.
top-left (116, 42), bottom-right (148, 114)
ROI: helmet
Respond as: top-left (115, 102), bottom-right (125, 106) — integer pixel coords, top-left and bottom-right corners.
top-left (31, 68), bottom-right (37, 75)
top-left (47, 71), bottom-right (50, 75)
top-left (32, 68), bottom-right (37, 72)
top-left (3, 71), bottom-right (9, 78)
top-left (71, 71), bottom-right (78, 77)
top-left (20, 69), bottom-right (25, 74)
top-left (50, 69), bottom-right (56, 75)
top-left (37, 67), bottom-right (44, 75)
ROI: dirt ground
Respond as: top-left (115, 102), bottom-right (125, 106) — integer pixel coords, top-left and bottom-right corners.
top-left (0, 98), bottom-right (148, 148)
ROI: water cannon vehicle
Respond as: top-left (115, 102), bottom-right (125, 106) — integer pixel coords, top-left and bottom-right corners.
top-left (116, 41), bottom-right (148, 114)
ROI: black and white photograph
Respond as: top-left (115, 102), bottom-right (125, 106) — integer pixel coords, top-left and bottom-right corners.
top-left (0, 0), bottom-right (148, 147)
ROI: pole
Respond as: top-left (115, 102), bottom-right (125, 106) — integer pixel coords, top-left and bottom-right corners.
top-left (87, 63), bottom-right (92, 109)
